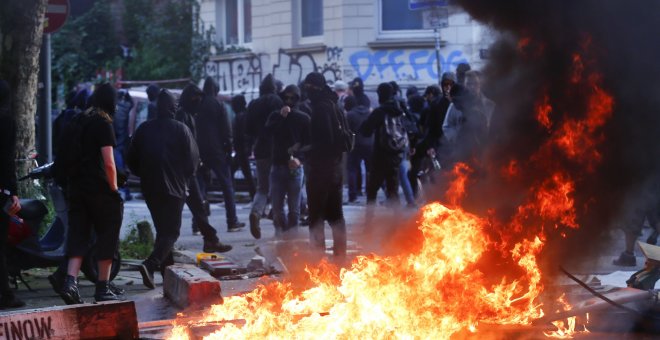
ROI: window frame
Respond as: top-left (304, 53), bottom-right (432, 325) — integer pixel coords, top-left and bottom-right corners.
top-left (294, 0), bottom-right (324, 46)
top-left (218, 0), bottom-right (253, 47)
top-left (377, 0), bottom-right (434, 39)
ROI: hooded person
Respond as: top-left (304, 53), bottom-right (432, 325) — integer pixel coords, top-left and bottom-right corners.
top-left (264, 84), bottom-right (311, 238)
top-left (128, 89), bottom-right (202, 289)
top-left (245, 74), bottom-right (284, 239)
top-left (196, 77), bottom-right (245, 232)
top-left (359, 82), bottom-right (407, 225)
top-left (303, 72), bottom-right (347, 260)
top-left (345, 95), bottom-right (373, 202)
top-left (349, 77), bottom-right (371, 109)
top-left (146, 84), bottom-right (160, 121)
top-left (174, 84), bottom-right (232, 253)
top-left (57, 83), bottom-right (123, 304)
top-left (0, 80), bottom-right (26, 309)
top-left (230, 94), bottom-right (257, 199)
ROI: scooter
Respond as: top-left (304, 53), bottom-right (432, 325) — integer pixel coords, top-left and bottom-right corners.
top-left (8, 162), bottom-right (121, 291)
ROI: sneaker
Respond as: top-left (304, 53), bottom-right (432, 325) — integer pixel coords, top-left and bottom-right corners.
top-left (60, 275), bottom-right (84, 305)
top-left (108, 281), bottom-right (125, 296)
top-left (227, 221), bottom-right (246, 232)
top-left (138, 263), bottom-right (155, 289)
top-left (94, 281), bottom-right (120, 302)
top-left (249, 212), bottom-right (261, 239)
top-left (613, 251), bottom-right (636, 267)
top-left (203, 241), bottom-right (233, 253)
top-left (192, 225), bottom-right (201, 236)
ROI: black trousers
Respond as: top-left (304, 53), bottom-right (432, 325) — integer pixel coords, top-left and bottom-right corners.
top-left (306, 157), bottom-right (346, 257)
top-left (187, 174), bottom-right (218, 243)
top-left (232, 153), bottom-right (256, 198)
top-left (144, 193), bottom-right (185, 270)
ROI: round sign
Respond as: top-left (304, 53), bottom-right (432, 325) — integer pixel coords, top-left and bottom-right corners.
top-left (44, 0), bottom-right (69, 34)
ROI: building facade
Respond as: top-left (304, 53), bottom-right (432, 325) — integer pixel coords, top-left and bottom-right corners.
top-left (198, 0), bottom-right (495, 100)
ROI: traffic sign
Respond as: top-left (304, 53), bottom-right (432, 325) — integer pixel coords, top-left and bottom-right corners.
top-left (423, 7), bottom-right (449, 29)
top-left (409, 0), bottom-right (449, 10)
top-left (44, 0), bottom-right (69, 34)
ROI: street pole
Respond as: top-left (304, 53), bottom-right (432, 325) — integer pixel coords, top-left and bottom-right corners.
top-left (434, 27), bottom-right (442, 84)
top-left (38, 33), bottom-right (52, 164)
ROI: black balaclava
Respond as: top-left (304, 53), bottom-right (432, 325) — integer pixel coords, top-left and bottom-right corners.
top-left (281, 84), bottom-right (301, 108)
top-left (303, 72), bottom-right (327, 101)
top-left (146, 84), bottom-right (160, 102)
top-left (377, 82), bottom-right (394, 104)
top-left (179, 84), bottom-right (204, 113)
top-left (157, 89), bottom-right (176, 118)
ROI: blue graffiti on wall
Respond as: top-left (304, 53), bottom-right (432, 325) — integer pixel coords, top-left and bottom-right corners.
top-left (349, 49), bottom-right (468, 82)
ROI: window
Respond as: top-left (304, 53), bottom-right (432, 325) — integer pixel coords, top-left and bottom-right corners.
top-left (301, 0), bottom-right (323, 37)
top-left (219, 0), bottom-right (252, 46)
top-left (379, 0), bottom-right (432, 38)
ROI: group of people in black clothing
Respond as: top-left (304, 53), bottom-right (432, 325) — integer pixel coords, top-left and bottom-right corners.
top-left (0, 61), bottom-right (497, 308)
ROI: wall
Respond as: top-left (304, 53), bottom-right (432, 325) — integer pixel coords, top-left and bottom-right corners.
top-left (200, 0), bottom-right (494, 99)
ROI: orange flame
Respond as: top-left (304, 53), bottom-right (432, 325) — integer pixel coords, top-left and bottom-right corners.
top-left (544, 295), bottom-right (590, 338)
top-left (446, 162), bottom-right (473, 206)
top-left (536, 94), bottom-right (553, 131)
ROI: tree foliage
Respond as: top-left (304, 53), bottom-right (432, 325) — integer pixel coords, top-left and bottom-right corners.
top-left (52, 0), bottom-right (121, 88)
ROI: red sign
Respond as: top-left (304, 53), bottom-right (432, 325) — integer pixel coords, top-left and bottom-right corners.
top-left (44, 0), bottom-right (69, 34)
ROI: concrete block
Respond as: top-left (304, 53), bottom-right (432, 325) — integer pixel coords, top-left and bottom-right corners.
top-left (163, 264), bottom-right (222, 309)
top-left (0, 301), bottom-right (138, 339)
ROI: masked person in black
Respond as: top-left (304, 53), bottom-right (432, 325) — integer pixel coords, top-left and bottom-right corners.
top-left (303, 72), bottom-right (347, 260)
top-left (0, 80), bottom-right (25, 309)
top-left (264, 85), bottom-right (311, 238)
top-left (230, 95), bottom-right (256, 199)
top-left (128, 90), bottom-right (200, 289)
top-left (196, 77), bottom-right (245, 232)
top-left (59, 83), bottom-right (124, 304)
top-left (175, 84), bottom-right (232, 253)
top-left (245, 74), bottom-right (284, 239)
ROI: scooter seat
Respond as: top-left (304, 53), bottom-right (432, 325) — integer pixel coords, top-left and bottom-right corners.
top-left (17, 199), bottom-right (48, 221)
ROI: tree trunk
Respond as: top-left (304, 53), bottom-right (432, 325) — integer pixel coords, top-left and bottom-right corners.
top-left (0, 0), bottom-right (48, 196)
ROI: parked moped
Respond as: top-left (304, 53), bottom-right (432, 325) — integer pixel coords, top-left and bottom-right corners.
top-left (8, 162), bottom-right (121, 291)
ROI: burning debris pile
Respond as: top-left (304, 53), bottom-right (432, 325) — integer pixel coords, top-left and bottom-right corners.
top-left (166, 1), bottom-right (660, 339)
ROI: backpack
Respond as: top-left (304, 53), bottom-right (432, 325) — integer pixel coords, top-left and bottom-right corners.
top-left (52, 109), bottom-right (96, 187)
top-left (379, 112), bottom-right (409, 154)
top-left (331, 101), bottom-right (355, 152)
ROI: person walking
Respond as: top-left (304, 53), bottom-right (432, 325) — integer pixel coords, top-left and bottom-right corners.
top-left (344, 95), bottom-right (373, 203)
top-left (0, 80), bottom-right (26, 309)
top-left (57, 83), bottom-right (124, 303)
top-left (245, 74), bottom-right (284, 239)
top-left (175, 84), bottom-right (233, 253)
top-left (128, 89), bottom-right (201, 289)
top-left (230, 95), bottom-right (256, 199)
top-left (303, 72), bottom-right (347, 260)
top-left (264, 85), bottom-right (311, 238)
top-left (196, 77), bottom-right (245, 232)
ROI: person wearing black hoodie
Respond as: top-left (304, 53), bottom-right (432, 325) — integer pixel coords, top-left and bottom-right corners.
top-left (146, 84), bottom-right (160, 121)
top-left (175, 84), bottom-right (232, 253)
top-left (359, 82), bottom-right (406, 225)
top-left (303, 72), bottom-right (347, 259)
top-left (128, 89), bottom-right (200, 289)
top-left (0, 80), bottom-right (26, 309)
top-left (196, 77), bottom-right (245, 232)
top-left (264, 85), bottom-right (311, 238)
top-left (349, 77), bottom-right (371, 109)
top-left (245, 74), bottom-right (284, 239)
top-left (230, 95), bottom-right (256, 199)
top-left (344, 95), bottom-right (373, 203)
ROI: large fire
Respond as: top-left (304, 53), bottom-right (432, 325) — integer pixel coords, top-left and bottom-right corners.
top-left (167, 46), bottom-right (612, 339)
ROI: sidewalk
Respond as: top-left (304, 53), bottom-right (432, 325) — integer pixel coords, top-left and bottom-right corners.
top-left (3, 191), bottom-right (651, 325)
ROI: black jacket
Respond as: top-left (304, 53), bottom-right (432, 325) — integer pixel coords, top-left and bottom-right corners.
top-left (264, 109), bottom-right (311, 166)
top-left (308, 88), bottom-right (343, 162)
top-left (359, 100), bottom-right (405, 160)
top-left (128, 111), bottom-right (199, 198)
top-left (233, 109), bottom-right (252, 156)
top-left (0, 113), bottom-right (17, 196)
top-left (245, 75), bottom-right (284, 159)
top-left (196, 80), bottom-right (233, 162)
top-left (418, 97), bottom-right (450, 153)
top-left (346, 105), bottom-right (373, 148)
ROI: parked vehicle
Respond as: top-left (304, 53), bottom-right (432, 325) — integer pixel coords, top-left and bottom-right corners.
top-left (7, 163), bottom-right (121, 290)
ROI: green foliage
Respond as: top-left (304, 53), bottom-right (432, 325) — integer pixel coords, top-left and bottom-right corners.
top-left (119, 220), bottom-right (154, 260)
top-left (124, 0), bottom-right (194, 80)
top-left (52, 0), bottom-right (121, 88)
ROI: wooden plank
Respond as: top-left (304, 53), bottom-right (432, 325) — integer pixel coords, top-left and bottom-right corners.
top-left (0, 301), bottom-right (138, 339)
top-left (163, 264), bottom-right (222, 309)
